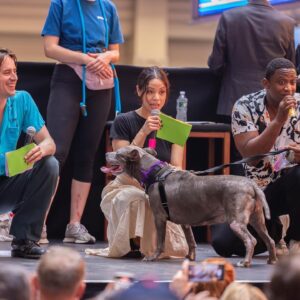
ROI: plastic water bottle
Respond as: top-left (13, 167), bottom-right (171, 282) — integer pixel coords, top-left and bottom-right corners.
top-left (176, 91), bottom-right (188, 122)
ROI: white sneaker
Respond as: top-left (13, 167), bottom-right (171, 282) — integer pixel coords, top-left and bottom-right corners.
top-left (63, 223), bottom-right (96, 244)
top-left (0, 219), bottom-right (13, 242)
top-left (38, 225), bottom-right (49, 244)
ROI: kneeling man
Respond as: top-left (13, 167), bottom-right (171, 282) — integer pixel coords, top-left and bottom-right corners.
top-left (0, 48), bottom-right (59, 258)
top-left (212, 58), bottom-right (300, 256)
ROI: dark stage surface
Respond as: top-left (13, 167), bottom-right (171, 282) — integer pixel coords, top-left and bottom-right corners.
top-left (0, 241), bottom-right (274, 283)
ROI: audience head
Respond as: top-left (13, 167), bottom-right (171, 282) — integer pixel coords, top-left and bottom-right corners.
top-left (33, 246), bottom-right (86, 300)
top-left (267, 253), bottom-right (300, 300)
top-left (106, 279), bottom-right (179, 300)
top-left (192, 257), bottom-right (235, 298)
top-left (0, 48), bottom-right (17, 68)
top-left (136, 66), bottom-right (170, 111)
top-left (220, 282), bottom-right (267, 300)
top-left (0, 263), bottom-right (31, 300)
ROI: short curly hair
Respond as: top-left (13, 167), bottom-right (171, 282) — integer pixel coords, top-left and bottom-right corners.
top-left (265, 57), bottom-right (296, 80)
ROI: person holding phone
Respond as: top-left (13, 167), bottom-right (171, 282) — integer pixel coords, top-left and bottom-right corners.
top-left (41, 0), bottom-right (124, 244)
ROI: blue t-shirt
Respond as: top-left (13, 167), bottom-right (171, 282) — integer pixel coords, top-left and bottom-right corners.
top-left (0, 91), bottom-right (45, 176)
top-left (41, 0), bottom-right (124, 53)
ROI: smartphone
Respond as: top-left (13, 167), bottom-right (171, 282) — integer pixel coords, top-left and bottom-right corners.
top-left (188, 262), bottom-right (224, 282)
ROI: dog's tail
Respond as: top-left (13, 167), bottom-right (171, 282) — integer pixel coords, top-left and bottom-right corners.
top-left (254, 185), bottom-right (271, 219)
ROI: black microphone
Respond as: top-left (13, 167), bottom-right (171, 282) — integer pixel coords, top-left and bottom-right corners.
top-left (148, 109), bottom-right (160, 149)
top-left (24, 126), bottom-right (36, 145)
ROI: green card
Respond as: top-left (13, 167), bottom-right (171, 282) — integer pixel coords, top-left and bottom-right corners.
top-left (5, 143), bottom-right (36, 177)
top-left (157, 113), bottom-right (192, 146)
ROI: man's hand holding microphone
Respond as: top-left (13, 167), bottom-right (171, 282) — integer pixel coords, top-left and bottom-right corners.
top-left (276, 95), bottom-right (297, 125)
top-left (23, 126), bottom-right (44, 165)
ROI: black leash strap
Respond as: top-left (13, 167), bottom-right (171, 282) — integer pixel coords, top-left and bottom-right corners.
top-left (191, 148), bottom-right (290, 175)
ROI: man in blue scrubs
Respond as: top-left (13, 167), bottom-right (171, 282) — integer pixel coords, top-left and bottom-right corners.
top-left (0, 48), bottom-right (59, 258)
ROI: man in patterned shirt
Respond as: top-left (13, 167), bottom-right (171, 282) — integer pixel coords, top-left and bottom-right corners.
top-left (211, 58), bottom-right (300, 257)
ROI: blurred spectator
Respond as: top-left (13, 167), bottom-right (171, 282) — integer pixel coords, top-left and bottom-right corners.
top-left (267, 252), bottom-right (300, 300)
top-left (170, 259), bottom-right (232, 300)
top-left (93, 272), bottom-right (136, 300)
top-left (220, 282), bottom-right (268, 300)
top-left (0, 264), bottom-right (32, 300)
top-left (32, 246), bottom-right (86, 300)
top-left (105, 279), bottom-right (179, 300)
top-left (191, 258), bottom-right (235, 298)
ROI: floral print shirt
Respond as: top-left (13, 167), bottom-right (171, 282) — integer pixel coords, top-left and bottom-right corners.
top-left (232, 89), bottom-right (300, 188)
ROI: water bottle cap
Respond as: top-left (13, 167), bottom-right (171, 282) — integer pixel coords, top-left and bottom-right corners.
top-left (180, 91), bottom-right (185, 96)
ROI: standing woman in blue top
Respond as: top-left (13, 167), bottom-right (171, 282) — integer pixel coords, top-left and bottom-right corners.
top-left (41, 0), bottom-right (124, 244)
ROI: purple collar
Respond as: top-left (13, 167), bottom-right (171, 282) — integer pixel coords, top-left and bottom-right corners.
top-left (141, 161), bottom-right (167, 186)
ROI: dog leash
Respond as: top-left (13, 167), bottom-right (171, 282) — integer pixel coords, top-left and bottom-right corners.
top-left (191, 148), bottom-right (290, 175)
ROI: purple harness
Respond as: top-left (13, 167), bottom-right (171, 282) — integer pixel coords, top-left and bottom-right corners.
top-left (140, 160), bottom-right (175, 219)
top-left (141, 161), bottom-right (168, 187)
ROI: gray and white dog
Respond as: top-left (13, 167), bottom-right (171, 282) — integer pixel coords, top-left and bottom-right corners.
top-left (103, 145), bottom-right (277, 267)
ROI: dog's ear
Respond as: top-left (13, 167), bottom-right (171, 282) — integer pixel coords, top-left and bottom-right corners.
top-left (128, 149), bottom-right (140, 162)
top-left (143, 147), bottom-right (157, 157)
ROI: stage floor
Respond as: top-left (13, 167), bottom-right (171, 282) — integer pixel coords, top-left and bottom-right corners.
top-left (0, 241), bottom-right (274, 283)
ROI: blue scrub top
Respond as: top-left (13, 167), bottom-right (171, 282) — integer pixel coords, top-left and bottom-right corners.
top-left (0, 91), bottom-right (45, 176)
top-left (41, 0), bottom-right (124, 53)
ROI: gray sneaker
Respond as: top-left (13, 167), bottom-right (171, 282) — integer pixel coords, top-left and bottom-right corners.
top-left (0, 219), bottom-right (13, 242)
top-left (63, 223), bottom-right (96, 244)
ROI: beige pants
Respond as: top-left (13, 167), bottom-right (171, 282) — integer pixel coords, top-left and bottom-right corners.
top-left (86, 173), bottom-right (188, 258)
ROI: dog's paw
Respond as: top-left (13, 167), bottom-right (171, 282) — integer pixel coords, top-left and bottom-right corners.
top-left (236, 260), bottom-right (251, 268)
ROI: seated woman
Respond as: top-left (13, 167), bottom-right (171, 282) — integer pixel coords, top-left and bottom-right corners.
top-left (87, 66), bottom-right (188, 258)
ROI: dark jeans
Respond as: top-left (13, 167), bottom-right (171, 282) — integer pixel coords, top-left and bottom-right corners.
top-left (47, 64), bottom-right (112, 182)
top-left (211, 165), bottom-right (300, 257)
top-left (0, 156), bottom-right (59, 241)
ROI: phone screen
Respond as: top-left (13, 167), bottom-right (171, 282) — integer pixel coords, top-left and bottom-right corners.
top-left (188, 263), bottom-right (224, 282)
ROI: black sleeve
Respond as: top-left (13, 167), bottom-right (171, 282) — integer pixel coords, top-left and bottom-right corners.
top-left (207, 14), bottom-right (227, 74)
top-left (110, 113), bottom-right (133, 142)
top-left (110, 112), bottom-right (144, 143)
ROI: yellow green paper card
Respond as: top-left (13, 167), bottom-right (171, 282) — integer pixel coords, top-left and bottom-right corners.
top-left (5, 143), bottom-right (35, 177)
top-left (156, 113), bottom-right (192, 146)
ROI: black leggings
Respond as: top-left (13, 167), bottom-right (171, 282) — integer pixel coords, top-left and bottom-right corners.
top-left (211, 165), bottom-right (300, 257)
top-left (47, 64), bottom-right (112, 182)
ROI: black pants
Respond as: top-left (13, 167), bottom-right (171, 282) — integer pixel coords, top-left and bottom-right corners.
top-left (47, 64), bottom-right (112, 182)
top-left (0, 156), bottom-right (59, 241)
top-left (211, 165), bottom-right (300, 257)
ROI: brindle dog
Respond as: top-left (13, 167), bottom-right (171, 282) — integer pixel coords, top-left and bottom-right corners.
top-left (102, 145), bottom-right (277, 267)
